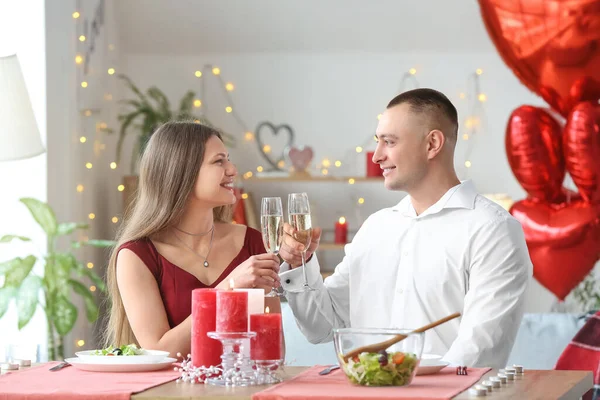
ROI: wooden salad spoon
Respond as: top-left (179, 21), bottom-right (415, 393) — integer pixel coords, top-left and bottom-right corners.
top-left (343, 312), bottom-right (461, 362)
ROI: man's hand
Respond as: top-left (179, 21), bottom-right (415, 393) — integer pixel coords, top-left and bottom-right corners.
top-left (279, 222), bottom-right (322, 268)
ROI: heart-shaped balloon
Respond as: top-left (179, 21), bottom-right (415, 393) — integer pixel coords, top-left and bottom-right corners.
top-left (506, 103), bottom-right (600, 299)
top-left (287, 146), bottom-right (314, 172)
top-left (255, 122), bottom-right (295, 171)
top-left (505, 106), bottom-right (565, 203)
top-left (563, 102), bottom-right (600, 203)
top-left (510, 197), bottom-right (600, 300)
top-left (478, 0), bottom-right (600, 116)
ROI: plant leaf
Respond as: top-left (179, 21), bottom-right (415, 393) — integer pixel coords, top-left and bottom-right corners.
top-left (51, 294), bottom-right (78, 336)
top-left (72, 239), bottom-right (116, 249)
top-left (147, 87), bottom-right (171, 117)
top-left (51, 254), bottom-right (77, 294)
top-left (19, 198), bottom-right (58, 236)
top-left (0, 257), bottom-right (24, 275)
top-left (0, 235), bottom-right (32, 243)
top-left (16, 276), bottom-right (42, 329)
top-left (118, 74), bottom-right (150, 104)
top-left (116, 110), bottom-right (143, 163)
top-left (0, 286), bottom-right (16, 319)
top-left (178, 91), bottom-right (196, 115)
top-left (57, 223), bottom-right (89, 236)
top-left (85, 239), bottom-right (116, 248)
top-left (68, 279), bottom-right (99, 322)
top-left (4, 255), bottom-right (37, 288)
top-left (75, 262), bottom-right (106, 292)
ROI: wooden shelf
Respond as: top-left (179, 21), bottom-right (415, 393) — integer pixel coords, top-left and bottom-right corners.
top-left (246, 175), bottom-right (383, 183)
top-left (319, 242), bottom-right (346, 250)
top-left (321, 271), bottom-right (334, 279)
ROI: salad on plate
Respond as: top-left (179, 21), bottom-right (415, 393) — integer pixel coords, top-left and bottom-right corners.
top-left (92, 344), bottom-right (143, 356)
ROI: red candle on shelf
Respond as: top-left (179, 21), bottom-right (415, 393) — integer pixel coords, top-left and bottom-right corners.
top-left (250, 307), bottom-right (283, 361)
top-left (216, 284), bottom-right (248, 333)
top-left (335, 216), bottom-right (348, 244)
top-left (191, 288), bottom-right (222, 368)
top-left (366, 151), bottom-right (383, 177)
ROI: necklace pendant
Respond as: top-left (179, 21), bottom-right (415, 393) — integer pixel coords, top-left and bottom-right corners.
top-left (203, 261), bottom-right (209, 268)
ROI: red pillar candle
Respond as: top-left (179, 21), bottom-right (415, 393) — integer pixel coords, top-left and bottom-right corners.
top-left (216, 290), bottom-right (248, 332)
top-left (191, 289), bottom-right (222, 368)
top-left (366, 151), bottom-right (383, 177)
top-left (250, 308), bottom-right (282, 361)
top-left (335, 216), bottom-right (348, 244)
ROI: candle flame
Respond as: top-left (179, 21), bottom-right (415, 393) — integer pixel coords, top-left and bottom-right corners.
top-left (229, 278), bottom-right (235, 289)
top-left (265, 306), bottom-right (270, 314)
top-left (338, 217), bottom-right (346, 224)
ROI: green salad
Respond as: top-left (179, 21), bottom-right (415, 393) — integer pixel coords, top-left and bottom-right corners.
top-left (92, 344), bottom-right (143, 356)
top-left (341, 351), bottom-right (418, 386)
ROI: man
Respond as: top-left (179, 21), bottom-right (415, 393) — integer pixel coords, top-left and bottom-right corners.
top-left (278, 88), bottom-right (532, 368)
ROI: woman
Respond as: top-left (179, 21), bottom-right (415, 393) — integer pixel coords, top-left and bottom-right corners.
top-left (104, 121), bottom-right (281, 357)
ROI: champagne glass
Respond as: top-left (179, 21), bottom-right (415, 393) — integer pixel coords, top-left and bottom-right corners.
top-left (287, 192), bottom-right (315, 291)
top-left (260, 197), bottom-right (285, 297)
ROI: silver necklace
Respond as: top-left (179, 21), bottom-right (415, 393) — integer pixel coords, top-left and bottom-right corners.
top-left (174, 224), bottom-right (214, 236)
top-left (173, 228), bottom-right (214, 268)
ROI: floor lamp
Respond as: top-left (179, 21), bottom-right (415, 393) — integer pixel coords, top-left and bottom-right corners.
top-left (0, 54), bottom-right (45, 162)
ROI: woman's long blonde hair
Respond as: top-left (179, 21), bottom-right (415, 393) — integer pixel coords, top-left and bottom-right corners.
top-left (104, 121), bottom-right (232, 346)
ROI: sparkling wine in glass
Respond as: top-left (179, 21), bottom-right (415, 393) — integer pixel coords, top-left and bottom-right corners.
top-left (287, 192), bottom-right (315, 291)
top-left (261, 197), bottom-right (284, 297)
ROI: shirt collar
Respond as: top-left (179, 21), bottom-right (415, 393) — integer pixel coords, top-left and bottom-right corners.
top-left (392, 180), bottom-right (477, 218)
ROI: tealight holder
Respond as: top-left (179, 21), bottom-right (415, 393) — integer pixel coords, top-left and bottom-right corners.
top-left (253, 359), bottom-right (284, 384)
top-left (206, 332), bottom-right (257, 387)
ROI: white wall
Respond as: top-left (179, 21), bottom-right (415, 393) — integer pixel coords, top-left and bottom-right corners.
top-left (119, 51), bottom-right (566, 312)
top-left (0, 0), bottom-right (47, 361)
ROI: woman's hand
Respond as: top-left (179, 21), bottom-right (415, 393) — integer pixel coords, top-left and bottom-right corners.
top-left (225, 253), bottom-right (281, 292)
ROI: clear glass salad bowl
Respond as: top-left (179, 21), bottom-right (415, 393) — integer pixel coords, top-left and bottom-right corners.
top-left (333, 328), bottom-right (424, 387)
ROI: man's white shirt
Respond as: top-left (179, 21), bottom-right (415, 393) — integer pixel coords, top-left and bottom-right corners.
top-left (280, 181), bottom-right (532, 368)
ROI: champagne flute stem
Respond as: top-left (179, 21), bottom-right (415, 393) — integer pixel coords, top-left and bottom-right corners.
top-left (301, 251), bottom-right (309, 288)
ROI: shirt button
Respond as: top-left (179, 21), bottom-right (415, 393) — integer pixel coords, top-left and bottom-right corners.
top-left (397, 288), bottom-right (404, 294)
top-left (285, 279), bottom-right (291, 284)
top-left (403, 251), bottom-right (408, 256)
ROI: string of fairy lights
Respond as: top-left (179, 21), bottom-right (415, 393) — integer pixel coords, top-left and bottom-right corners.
top-left (72, 0), bottom-right (119, 349)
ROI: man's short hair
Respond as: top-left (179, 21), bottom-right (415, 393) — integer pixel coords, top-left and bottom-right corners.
top-left (387, 88), bottom-right (459, 141)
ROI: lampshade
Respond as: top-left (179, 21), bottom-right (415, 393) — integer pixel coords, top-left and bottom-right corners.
top-left (0, 54), bottom-right (45, 161)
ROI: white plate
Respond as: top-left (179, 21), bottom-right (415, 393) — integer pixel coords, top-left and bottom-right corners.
top-left (419, 354), bottom-right (443, 367)
top-left (65, 357), bottom-right (177, 373)
top-left (74, 349), bottom-right (170, 364)
top-left (416, 360), bottom-right (450, 375)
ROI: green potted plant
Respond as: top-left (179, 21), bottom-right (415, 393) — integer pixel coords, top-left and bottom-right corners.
top-left (115, 74), bottom-right (235, 173)
top-left (0, 198), bottom-right (115, 360)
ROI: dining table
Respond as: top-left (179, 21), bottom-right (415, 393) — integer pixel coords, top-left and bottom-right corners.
top-left (132, 366), bottom-right (594, 400)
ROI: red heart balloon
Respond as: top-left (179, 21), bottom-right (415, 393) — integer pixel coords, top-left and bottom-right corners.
top-left (563, 102), bottom-right (600, 203)
top-left (506, 103), bottom-right (600, 299)
top-left (478, 0), bottom-right (600, 116)
top-left (505, 105), bottom-right (565, 202)
top-left (510, 198), bottom-right (600, 300)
